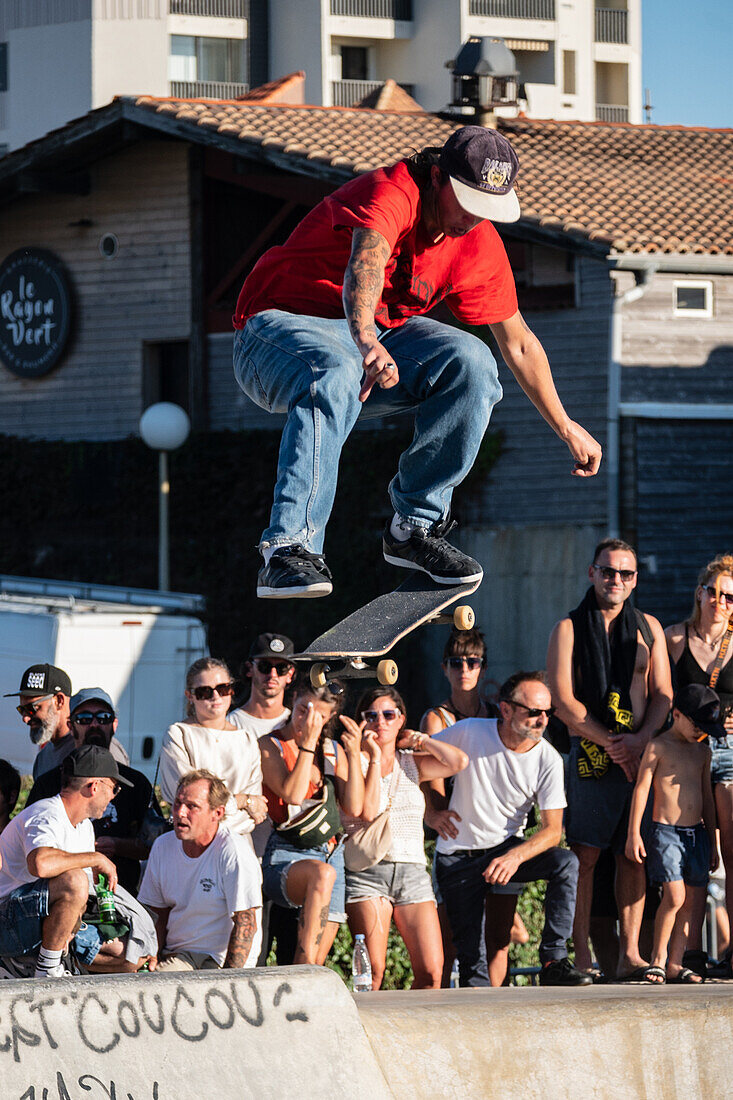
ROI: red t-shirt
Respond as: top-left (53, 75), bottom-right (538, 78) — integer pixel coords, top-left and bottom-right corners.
top-left (233, 161), bottom-right (517, 330)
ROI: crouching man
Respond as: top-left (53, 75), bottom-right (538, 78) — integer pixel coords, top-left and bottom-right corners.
top-left (139, 770), bottom-right (263, 970)
top-left (0, 745), bottom-right (147, 977)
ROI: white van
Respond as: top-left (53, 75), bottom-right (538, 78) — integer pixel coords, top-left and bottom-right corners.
top-left (0, 575), bottom-right (208, 779)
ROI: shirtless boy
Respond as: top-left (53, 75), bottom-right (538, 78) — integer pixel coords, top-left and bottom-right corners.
top-left (626, 684), bottom-right (722, 983)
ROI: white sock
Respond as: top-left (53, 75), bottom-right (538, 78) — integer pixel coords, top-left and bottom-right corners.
top-left (262, 543), bottom-right (297, 566)
top-left (34, 946), bottom-right (63, 977)
top-left (390, 513), bottom-right (417, 542)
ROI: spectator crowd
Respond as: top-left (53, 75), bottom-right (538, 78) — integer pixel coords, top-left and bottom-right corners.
top-left (0, 539), bottom-right (731, 990)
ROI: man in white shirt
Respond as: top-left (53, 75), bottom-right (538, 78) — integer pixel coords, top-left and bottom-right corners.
top-left (0, 745), bottom-right (133, 977)
top-left (139, 769), bottom-right (262, 970)
top-left (228, 632), bottom-right (295, 737)
top-left (434, 671), bottom-right (591, 987)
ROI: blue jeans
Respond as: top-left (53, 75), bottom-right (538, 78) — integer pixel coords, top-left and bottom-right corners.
top-left (435, 839), bottom-right (580, 986)
top-left (233, 310), bottom-right (502, 552)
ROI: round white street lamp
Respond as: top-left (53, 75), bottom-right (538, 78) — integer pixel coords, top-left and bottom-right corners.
top-left (139, 402), bottom-right (191, 591)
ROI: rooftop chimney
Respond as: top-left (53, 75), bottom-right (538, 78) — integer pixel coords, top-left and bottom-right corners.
top-left (445, 37), bottom-right (520, 125)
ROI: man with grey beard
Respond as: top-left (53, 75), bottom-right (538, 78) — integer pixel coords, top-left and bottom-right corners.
top-left (4, 664), bottom-right (73, 780)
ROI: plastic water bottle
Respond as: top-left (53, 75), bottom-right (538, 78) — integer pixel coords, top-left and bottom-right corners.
top-left (352, 933), bottom-right (372, 993)
top-left (450, 958), bottom-right (460, 989)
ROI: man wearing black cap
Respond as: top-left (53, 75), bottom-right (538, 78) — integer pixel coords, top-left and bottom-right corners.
top-left (625, 684), bottom-right (722, 983)
top-left (232, 125), bottom-right (602, 598)
top-left (0, 745), bottom-right (136, 977)
top-left (25, 687), bottom-right (157, 894)
top-left (5, 664), bottom-right (73, 780)
top-left (229, 633), bottom-right (295, 740)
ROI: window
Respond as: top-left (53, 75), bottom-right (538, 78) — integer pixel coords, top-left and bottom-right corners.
top-left (0, 43), bottom-right (7, 92)
top-left (340, 45), bottom-right (368, 80)
top-left (673, 280), bottom-right (713, 318)
top-left (143, 341), bottom-right (190, 414)
top-left (562, 50), bottom-right (576, 95)
top-left (169, 35), bottom-right (244, 84)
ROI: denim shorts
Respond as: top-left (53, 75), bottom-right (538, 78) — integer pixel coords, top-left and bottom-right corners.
top-left (262, 833), bottom-right (346, 922)
top-left (0, 881), bottom-right (102, 964)
top-left (647, 822), bottom-right (710, 887)
top-left (345, 860), bottom-right (435, 906)
top-left (711, 735), bottom-right (733, 787)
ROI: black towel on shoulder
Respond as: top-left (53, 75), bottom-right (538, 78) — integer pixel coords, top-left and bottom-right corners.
top-left (570, 586), bottom-right (637, 778)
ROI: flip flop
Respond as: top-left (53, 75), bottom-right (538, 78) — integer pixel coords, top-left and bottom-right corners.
top-left (614, 965), bottom-right (657, 983)
top-left (642, 966), bottom-right (666, 984)
top-left (668, 967), bottom-right (704, 984)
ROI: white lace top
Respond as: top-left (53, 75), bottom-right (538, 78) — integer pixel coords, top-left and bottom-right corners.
top-left (341, 750), bottom-right (426, 865)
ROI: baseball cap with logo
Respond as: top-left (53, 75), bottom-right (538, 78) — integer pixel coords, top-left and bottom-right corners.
top-left (674, 683), bottom-right (726, 740)
top-left (439, 126), bottom-right (520, 224)
top-left (4, 663), bottom-right (72, 698)
top-left (61, 744), bottom-right (133, 787)
top-left (248, 633), bottom-right (295, 661)
top-left (70, 688), bottom-right (115, 716)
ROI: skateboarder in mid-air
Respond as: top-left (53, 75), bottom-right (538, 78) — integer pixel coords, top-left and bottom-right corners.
top-left (233, 126), bottom-right (602, 600)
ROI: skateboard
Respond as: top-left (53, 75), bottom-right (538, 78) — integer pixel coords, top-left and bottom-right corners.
top-left (293, 573), bottom-right (481, 689)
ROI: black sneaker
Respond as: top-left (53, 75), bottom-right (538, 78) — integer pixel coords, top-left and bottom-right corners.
top-left (257, 545), bottom-right (333, 599)
top-left (538, 958), bottom-right (593, 987)
top-left (382, 517), bottom-right (483, 585)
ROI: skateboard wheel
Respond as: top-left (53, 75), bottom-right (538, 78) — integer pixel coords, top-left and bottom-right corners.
top-left (310, 663), bottom-right (328, 689)
top-left (377, 659), bottom-right (398, 685)
top-left (453, 605), bottom-right (475, 631)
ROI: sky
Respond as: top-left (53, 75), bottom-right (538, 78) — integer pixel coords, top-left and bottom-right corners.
top-left (642, 0), bottom-right (732, 128)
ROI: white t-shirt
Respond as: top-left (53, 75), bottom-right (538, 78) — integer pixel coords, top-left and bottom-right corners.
top-left (0, 794), bottom-right (96, 898)
top-left (227, 707), bottom-right (290, 738)
top-left (138, 828), bottom-right (262, 966)
top-left (436, 719), bottom-right (566, 855)
top-left (159, 722), bottom-right (263, 836)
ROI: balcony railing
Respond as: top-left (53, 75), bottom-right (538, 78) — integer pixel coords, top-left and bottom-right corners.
top-left (169, 0), bottom-right (248, 15)
top-left (331, 78), bottom-right (414, 106)
top-left (468, 0), bottom-right (555, 18)
top-left (330, 0), bottom-right (412, 17)
top-left (170, 79), bottom-right (249, 98)
top-left (596, 103), bottom-right (629, 122)
top-left (595, 7), bottom-right (628, 43)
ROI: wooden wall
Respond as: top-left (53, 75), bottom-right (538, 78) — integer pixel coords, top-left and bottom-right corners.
top-left (0, 141), bottom-right (191, 439)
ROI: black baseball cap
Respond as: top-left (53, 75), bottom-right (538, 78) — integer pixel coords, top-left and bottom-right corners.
top-left (248, 633), bottom-right (295, 661)
top-left (61, 745), bottom-right (133, 787)
top-left (4, 663), bottom-right (72, 698)
top-left (674, 684), bottom-right (726, 740)
top-left (439, 126), bottom-right (520, 223)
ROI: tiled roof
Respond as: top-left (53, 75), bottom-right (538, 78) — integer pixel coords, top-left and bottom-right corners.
top-left (238, 72), bottom-right (306, 106)
top-left (92, 96), bottom-right (733, 257)
top-left (355, 79), bottom-right (424, 113)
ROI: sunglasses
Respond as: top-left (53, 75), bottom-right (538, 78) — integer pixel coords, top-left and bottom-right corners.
top-left (16, 694), bottom-right (54, 717)
top-left (702, 585), bottom-right (733, 608)
top-left (73, 711), bottom-right (115, 726)
top-left (505, 699), bottom-right (556, 719)
top-left (593, 565), bottom-right (637, 582)
top-left (191, 682), bottom-right (235, 701)
top-left (447, 656), bottom-right (483, 670)
top-left (362, 709), bottom-right (401, 723)
top-left (254, 660), bottom-right (292, 676)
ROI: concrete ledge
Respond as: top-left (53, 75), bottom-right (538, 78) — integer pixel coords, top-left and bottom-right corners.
top-left (0, 965), bottom-right (391, 1100)
top-left (354, 985), bottom-right (733, 1100)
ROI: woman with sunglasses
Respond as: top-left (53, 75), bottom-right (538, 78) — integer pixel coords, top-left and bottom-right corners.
top-left (260, 682), bottom-right (364, 965)
top-left (665, 554), bottom-right (733, 975)
top-left (159, 658), bottom-right (268, 844)
top-left (342, 686), bottom-right (468, 989)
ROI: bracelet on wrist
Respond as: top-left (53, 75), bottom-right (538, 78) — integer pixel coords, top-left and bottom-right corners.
top-left (300, 746), bottom-right (316, 755)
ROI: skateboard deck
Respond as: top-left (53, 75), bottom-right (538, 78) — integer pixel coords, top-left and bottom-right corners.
top-left (293, 573), bottom-right (481, 687)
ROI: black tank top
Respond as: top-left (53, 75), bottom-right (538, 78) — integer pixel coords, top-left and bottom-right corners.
top-left (674, 624), bottom-right (733, 714)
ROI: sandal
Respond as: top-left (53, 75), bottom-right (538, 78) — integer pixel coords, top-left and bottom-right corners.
top-left (642, 965), bottom-right (666, 984)
top-left (668, 967), bottom-right (704, 984)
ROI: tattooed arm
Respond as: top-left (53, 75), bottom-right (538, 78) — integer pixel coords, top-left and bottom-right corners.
top-left (342, 228), bottom-right (398, 403)
top-left (223, 908), bottom-right (259, 969)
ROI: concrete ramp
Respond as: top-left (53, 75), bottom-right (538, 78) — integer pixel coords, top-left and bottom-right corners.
top-left (0, 965), bottom-right (391, 1100)
top-left (355, 984), bottom-right (733, 1100)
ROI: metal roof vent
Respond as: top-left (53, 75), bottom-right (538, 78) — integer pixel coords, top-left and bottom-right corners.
top-left (445, 37), bottom-right (520, 123)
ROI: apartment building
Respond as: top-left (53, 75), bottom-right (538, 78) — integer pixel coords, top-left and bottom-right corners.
top-left (270, 0), bottom-right (642, 122)
top-left (0, 0), bottom-right (267, 152)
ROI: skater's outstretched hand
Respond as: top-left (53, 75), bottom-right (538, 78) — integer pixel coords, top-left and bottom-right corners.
top-left (564, 420), bottom-right (602, 477)
top-left (358, 342), bottom-right (400, 403)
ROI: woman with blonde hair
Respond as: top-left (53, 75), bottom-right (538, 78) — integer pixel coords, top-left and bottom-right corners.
top-left (665, 554), bottom-right (733, 974)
